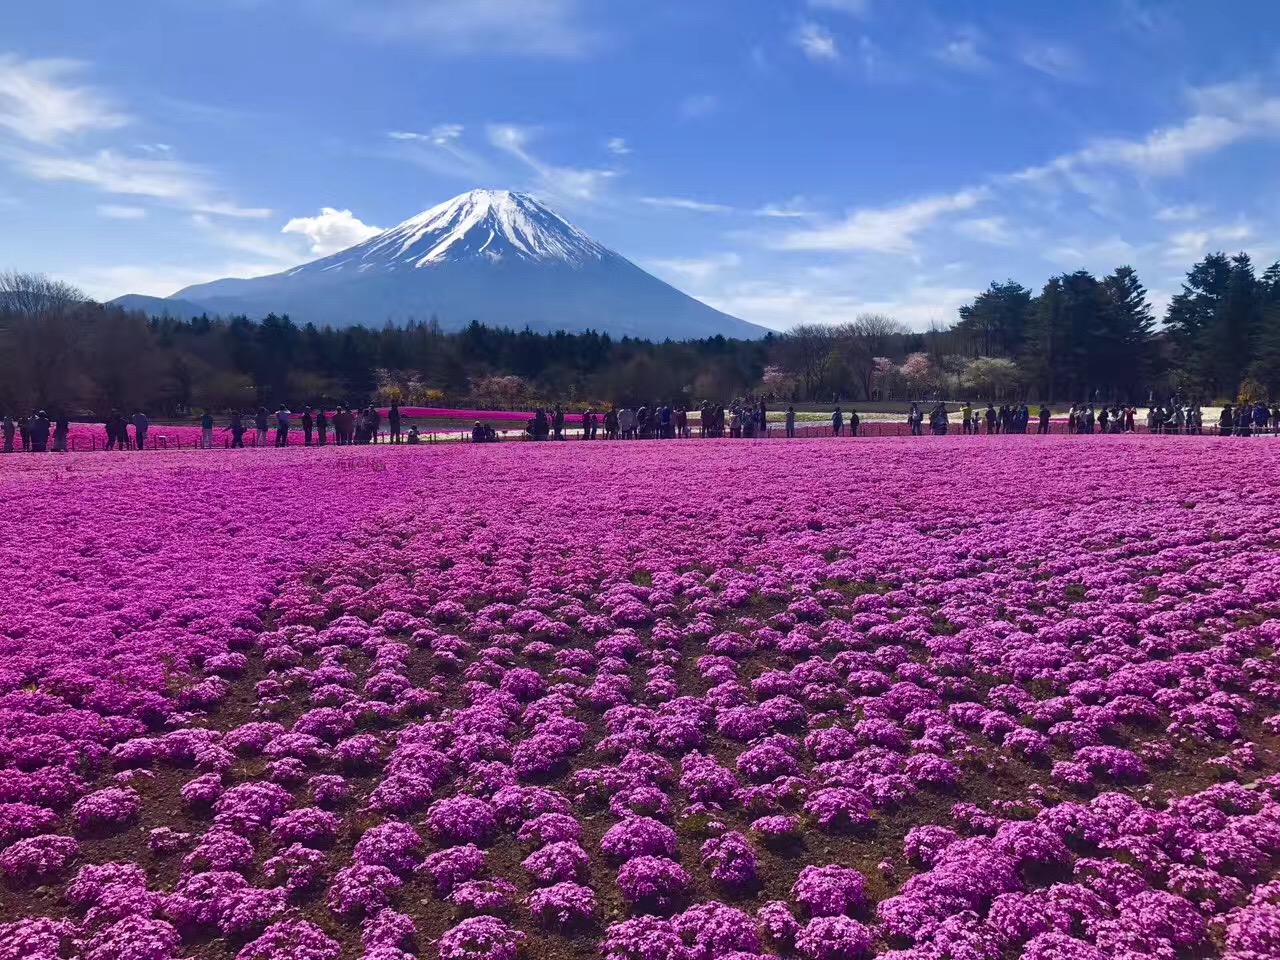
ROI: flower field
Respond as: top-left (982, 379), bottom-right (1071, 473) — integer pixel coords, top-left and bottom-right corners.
top-left (1, 437), bottom-right (1278, 960)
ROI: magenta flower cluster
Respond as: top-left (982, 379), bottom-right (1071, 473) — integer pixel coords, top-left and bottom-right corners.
top-left (1, 439), bottom-right (1279, 960)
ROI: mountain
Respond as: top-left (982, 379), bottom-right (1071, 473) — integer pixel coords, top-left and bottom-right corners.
top-left (115, 190), bottom-right (764, 340)
top-left (110, 294), bottom-right (214, 319)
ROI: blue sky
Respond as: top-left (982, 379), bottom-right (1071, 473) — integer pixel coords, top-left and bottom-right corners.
top-left (2, 0), bottom-right (1280, 330)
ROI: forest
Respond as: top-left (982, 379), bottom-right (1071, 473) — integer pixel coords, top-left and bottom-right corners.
top-left (2, 249), bottom-right (1279, 417)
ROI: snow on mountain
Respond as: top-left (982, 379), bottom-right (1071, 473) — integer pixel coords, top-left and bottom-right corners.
top-left (130, 190), bottom-right (765, 340)
top-left (303, 189), bottom-right (612, 271)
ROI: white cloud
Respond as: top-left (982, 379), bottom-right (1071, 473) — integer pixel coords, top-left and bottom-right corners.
top-left (755, 199), bottom-right (818, 219)
top-left (389, 123), bottom-right (464, 146)
top-left (1155, 204), bottom-right (1207, 222)
top-left (11, 148), bottom-right (271, 218)
top-left (282, 207), bottom-right (384, 256)
top-left (487, 123), bottom-right (616, 203)
top-left (647, 253), bottom-right (742, 284)
top-left (0, 54), bottom-right (129, 144)
top-left (1019, 42), bottom-right (1084, 81)
top-left (97, 204), bottom-right (147, 220)
top-left (387, 126), bottom-right (497, 182)
top-left (1044, 235), bottom-right (1140, 271)
top-left (934, 30), bottom-right (991, 72)
top-left (795, 22), bottom-right (839, 62)
top-left (679, 94), bottom-right (719, 120)
top-left (339, 0), bottom-right (599, 58)
top-left (955, 216), bottom-right (1017, 246)
top-left (777, 188), bottom-right (987, 254)
top-left (606, 137), bottom-right (631, 156)
top-left (1163, 222), bottom-right (1254, 263)
top-left (639, 196), bottom-right (734, 214)
top-left (191, 214), bottom-right (302, 265)
top-left (1008, 81), bottom-right (1280, 192)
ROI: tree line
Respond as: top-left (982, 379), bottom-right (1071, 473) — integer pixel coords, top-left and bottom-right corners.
top-left (2, 250), bottom-right (1277, 416)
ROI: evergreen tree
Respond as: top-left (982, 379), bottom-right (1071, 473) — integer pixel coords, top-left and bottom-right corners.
top-left (955, 281), bottom-right (1032, 357)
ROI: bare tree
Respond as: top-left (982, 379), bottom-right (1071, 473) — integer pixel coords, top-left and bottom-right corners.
top-left (0, 271), bottom-right (87, 315)
top-left (775, 324), bottom-right (834, 401)
top-left (844, 313), bottom-right (909, 400)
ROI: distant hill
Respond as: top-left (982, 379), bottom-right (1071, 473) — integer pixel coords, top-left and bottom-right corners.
top-left (110, 294), bottom-right (215, 319)
top-left (113, 189), bottom-right (765, 340)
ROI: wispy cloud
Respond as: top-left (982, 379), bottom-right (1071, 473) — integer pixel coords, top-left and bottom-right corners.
top-left (794, 22), bottom-right (839, 62)
top-left (934, 29), bottom-right (991, 72)
top-left (282, 207), bottom-right (383, 256)
top-left (1019, 42), bottom-right (1085, 82)
top-left (606, 137), bottom-right (631, 156)
top-left (1163, 221), bottom-right (1254, 262)
top-left (385, 125), bottom-right (498, 182)
top-left (639, 196), bottom-right (733, 214)
top-left (1010, 81), bottom-right (1280, 184)
top-left (776, 188), bottom-right (987, 254)
top-left (955, 216), bottom-right (1018, 246)
top-left (647, 252), bottom-right (742, 284)
top-left (10, 148), bottom-right (271, 218)
top-left (389, 124), bottom-right (464, 146)
top-left (755, 199), bottom-right (818, 219)
top-left (191, 214), bottom-right (301, 265)
top-left (97, 204), bottom-right (147, 220)
top-left (487, 123), bottom-right (617, 204)
top-left (0, 54), bottom-right (129, 144)
top-left (1044, 234), bottom-right (1140, 271)
top-left (1155, 203), bottom-right (1207, 222)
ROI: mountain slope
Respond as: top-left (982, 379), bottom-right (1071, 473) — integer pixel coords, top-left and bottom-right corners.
top-left (160, 190), bottom-right (762, 339)
top-left (111, 294), bottom-right (214, 318)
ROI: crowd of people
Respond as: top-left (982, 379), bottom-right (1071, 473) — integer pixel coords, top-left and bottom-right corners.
top-left (4, 396), bottom-right (1280, 454)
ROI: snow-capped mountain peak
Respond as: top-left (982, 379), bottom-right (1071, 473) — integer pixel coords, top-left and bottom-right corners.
top-left (155, 188), bottom-right (766, 340)
top-left (302, 189), bottom-right (611, 274)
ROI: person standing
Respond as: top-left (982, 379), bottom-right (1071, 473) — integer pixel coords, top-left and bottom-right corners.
top-left (1038, 404), bottom-right (1051, 435)
top-left (104, 412), bottom-right (117, 451)
top-left (17, 414), bottom-right (29, 452)
top-left (133, 410), bottom-right (149, 451)
top-left (961, 401), bottom-right (973, 435)
top-left (388, 402), bottom-right (401, 444)
top-left (228, 411), bottom-right (245, 448)
top-left (255, 407), bottom-right (269, 446)
top-left (1, 415), bottom-right (13, 453)
top-left (1219, 404), bottom-right (1234, 436)
top-left (849, 408), bottom-right (860, 436)
top-left (316, 408), bottom-right (328, 446)
top-left (785, 405), bottom-right (796, 438)
top-left (275, 405), bottom-right (291, 447)
top-left (369, 405), bottom-right (382, 443)
top-left (832, 406), bottom-right (844, 437)
top-left (302, 406), bottom-right (314, 446)
top-left (200, 410), bottom-right (215, 449)
top-left (30, 411), bottom-right (50, 452)
top-left (53, 413), bottom-right (69, 453)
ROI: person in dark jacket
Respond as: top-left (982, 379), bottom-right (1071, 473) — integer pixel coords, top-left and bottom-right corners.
top-left (30, 411), bottom-right (50, 452)
top-left (255, 407), bottom-right (269, 446)
top-left (1, 416), bottom-right (13, 453)
top-left (317, 408), bottom-right (328, 446)
top-left (388, 403), bottom-right (402, 444)
top-left (302, 406), bottom-right (314, 446)
top-left (18, 414), bottom-right (30, 452)
top-left (53, 414), bottom-right (69, 452)
top-left (1219, 404), bottom-right (1234, 437)
top-left (228, 412), bottom-right (246, 448)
